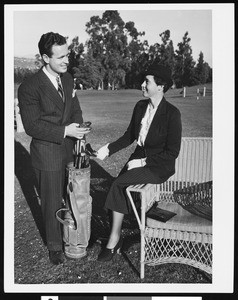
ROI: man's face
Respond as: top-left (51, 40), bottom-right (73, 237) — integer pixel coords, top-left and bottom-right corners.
top-left (141, 75), bottom-right (163, 98)
top-left (43, 43), bottom-right (69, 76)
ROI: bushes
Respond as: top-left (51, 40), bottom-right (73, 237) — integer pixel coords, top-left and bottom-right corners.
top-left (14, 67), bottom-right (38, 84)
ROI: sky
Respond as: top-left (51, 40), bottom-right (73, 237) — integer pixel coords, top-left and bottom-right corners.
top-left (12, 4), bottom-right (213, 66)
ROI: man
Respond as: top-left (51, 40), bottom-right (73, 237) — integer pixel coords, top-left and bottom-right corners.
top-left (18, 32), bottom-right (90, 265)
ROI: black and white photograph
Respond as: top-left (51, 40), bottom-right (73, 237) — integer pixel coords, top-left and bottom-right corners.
top-left (4, 2), bottom-right (235, 296)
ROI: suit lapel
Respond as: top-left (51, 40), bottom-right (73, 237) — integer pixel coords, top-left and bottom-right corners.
top-left (38, 69), bottom-right (65, 111)
top-left (135, 100), bottom-right (148, 139)
top-left (61, 74), bottom-right (71, 102)
top-left (61, 74), bottom-right (72, 124)
top-left (145, 97), bottom-right (167, 143)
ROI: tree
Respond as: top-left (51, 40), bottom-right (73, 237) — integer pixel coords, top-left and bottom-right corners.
top-left (67, 36), bottom-right (85, 79)
top-left (124, 21), bottom-right (148, 88)
top-left (86, 10), bottom-right (141, 89)
top-left (149, 30), bottom-right (175, 68)
top-left (194, 51), bottom-right (205, 84)
top-left (125, 50), bottom-right (149, 89)
top-left (35, 54), bottom-right (43, 69)
top-left (73, 50), bottom-right (104, 90)
top-left (173, 32), bottom-right (196, 88)
top-left (14, 67), bottom-right (37, 84)
top-left (194, 51), bottom-right (212, 84)
top-left (205, 62), bottom-right (212, 83)
top-left (30, 14), bottom-right (212, 90)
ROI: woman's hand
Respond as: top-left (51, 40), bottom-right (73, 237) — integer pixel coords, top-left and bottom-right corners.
top-left (97, 143), bottom-right (109, 160)
top-left (127, 158), bottom-right (146, 170)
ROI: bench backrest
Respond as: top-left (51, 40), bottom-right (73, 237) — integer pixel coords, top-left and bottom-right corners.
top-left (159, 137), bottom-right (212, 201)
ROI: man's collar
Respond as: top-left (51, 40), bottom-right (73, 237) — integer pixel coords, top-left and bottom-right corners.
top-left (42, 66), bottom-right (61, 80)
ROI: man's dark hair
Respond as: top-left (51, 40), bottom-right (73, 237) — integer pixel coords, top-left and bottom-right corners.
top-left (38, 32), bottom-right (67, 57)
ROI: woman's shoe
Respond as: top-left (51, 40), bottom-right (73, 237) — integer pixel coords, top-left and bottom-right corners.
top-left (97, 238), bottom-right (123, 262)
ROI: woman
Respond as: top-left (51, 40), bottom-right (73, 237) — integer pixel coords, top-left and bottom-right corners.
top-left (96, 62), bottom-right (182, 261)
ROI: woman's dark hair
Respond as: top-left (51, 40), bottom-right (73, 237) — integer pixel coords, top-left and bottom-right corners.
top-left (38, 32), bottom-right (67, 57)
top-left (153, 75), bottom-right (170, 93)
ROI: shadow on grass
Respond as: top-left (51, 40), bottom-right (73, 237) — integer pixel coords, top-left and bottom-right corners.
top-left (89, 159), bottom-right (114, 244)
top-left (14, 139), bottom-right (46, 245)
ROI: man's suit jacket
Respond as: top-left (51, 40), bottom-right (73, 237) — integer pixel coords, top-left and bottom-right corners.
top-left (108, 97), bottom-right (182, 180)
top-left (18, 68), bottom-right (83, 171)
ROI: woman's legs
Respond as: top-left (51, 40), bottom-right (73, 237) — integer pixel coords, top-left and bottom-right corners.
top-left (106, 211), bottom-right (124, 248)
top-left (105, 166), bottom-right (161, 215)
top-left (97, 210), bottom-right (125, 261)
top-left (98, 167), bottom-right (166, 260)
top-left (104, 167), bottom-right (164, 249)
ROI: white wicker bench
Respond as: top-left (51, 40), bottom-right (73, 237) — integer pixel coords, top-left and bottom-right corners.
top-left (126, 137), bottom-right (212, 279)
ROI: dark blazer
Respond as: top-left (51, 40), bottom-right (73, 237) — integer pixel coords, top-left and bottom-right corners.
top-left (108, 97), bottom-right (182, 180)
top-left (18, 68), bottom-right (83, 171)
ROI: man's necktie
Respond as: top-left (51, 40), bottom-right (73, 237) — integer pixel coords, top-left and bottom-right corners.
top-left (56, 76), bottom-right (65, 102)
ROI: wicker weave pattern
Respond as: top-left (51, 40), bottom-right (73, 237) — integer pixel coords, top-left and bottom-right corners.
top-left (174, 181), bottom-right (212, 207)
top-left (126, 137), bottom-right (212, 279)
top-left (158, 138), bottom-right (212, 202)
top-left (144, 234), bottom-right (212, 274)
top-left (173, 181), bottom-right (212, 221)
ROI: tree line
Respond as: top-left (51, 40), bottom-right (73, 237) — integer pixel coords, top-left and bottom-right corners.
top-left (14, 10), bottom-right (212, 90)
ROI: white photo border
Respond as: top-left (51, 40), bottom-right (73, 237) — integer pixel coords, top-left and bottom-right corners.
top-left (4, 3), bottom-right (235, 294)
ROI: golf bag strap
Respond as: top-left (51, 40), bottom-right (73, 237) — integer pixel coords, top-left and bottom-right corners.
top-left (56, 208), bottom-right (75, 229)
top-left (68, 180), bottom-right (81, 230)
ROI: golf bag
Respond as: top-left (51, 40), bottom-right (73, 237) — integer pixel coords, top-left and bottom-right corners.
top-left (56, 135), bottom-right (94, 259)
top-left (56, 162), bottom-right (92, 259)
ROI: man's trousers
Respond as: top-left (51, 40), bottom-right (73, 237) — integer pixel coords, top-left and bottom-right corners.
top-left (34, 167), bottom-right (66, 251)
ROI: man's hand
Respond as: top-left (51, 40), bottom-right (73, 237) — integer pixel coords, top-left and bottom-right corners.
top-left (127, 158), bottom-right (146, 170)
top-left (97, 143), bottom-right (109, 160)
top-left (65, 123), bottom-right (91, 139)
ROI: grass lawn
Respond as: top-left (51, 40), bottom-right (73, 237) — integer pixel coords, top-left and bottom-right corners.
top-left (14, 86), bottom-right (212, 286)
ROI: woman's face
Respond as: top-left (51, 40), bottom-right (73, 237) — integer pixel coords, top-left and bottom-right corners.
top-left (141, 75), bottom-right (162, 98)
